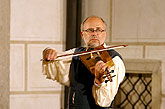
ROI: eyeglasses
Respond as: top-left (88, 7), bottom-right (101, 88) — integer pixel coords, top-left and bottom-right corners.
top-left (83, 29), bottom-right (106, 34)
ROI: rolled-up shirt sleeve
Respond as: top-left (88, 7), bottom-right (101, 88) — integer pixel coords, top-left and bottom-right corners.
top-left (92, 56), bottom-right (125, 107)
top-left (42, 48), bottom-right (75, 86)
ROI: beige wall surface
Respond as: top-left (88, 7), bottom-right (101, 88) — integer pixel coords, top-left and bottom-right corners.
top-left (10, 0), bottom-right (65, 109)
top-left (10, 0), bottom-right (62, 41)
top-left (112, 0), bottom-right (165, 42)
top-left (10, 94), bottom-right (61, 109)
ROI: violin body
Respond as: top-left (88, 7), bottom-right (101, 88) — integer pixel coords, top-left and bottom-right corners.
top-left (79, 45), bottom-right (115, 82)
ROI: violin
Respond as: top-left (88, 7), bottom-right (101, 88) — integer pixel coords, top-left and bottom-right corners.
top-left (79, 44), bottom-right (115, 82)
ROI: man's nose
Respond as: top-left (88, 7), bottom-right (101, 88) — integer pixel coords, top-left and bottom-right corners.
top-left (91, 30), bottom-right (98, 35)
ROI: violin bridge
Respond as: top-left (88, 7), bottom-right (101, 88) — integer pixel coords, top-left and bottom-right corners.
top-left (90, 53), bottom-right (94, 58)
top-left (97, 51), bottom-right (101, 57)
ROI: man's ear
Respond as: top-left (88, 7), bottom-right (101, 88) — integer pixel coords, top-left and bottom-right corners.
top-left (81, 32), bottom-right (83, 38)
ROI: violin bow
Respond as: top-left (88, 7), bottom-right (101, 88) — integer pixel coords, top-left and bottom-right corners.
top-left (40, 44), bottom-right (128, 61)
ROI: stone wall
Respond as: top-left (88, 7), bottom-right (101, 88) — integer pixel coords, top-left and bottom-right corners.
top-left (10, 0), bottom-right (66, 109)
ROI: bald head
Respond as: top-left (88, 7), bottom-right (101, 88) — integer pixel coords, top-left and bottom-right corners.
top-left (81, 16), bottom-right (107, 31)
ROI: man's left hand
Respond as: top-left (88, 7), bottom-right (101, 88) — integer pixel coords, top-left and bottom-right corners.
top-left (94, 61), bottom-right (107, 84)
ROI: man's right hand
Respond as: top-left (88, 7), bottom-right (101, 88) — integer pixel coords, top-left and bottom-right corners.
top-left (43, 49), bottom-right (58, 61)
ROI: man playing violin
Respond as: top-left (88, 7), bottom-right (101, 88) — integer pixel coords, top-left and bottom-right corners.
top-left (42, 16), bottom-right (125, 109)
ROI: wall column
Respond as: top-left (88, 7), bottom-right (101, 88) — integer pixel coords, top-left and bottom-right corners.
top-left (0, 0), bottom-right (10, 108)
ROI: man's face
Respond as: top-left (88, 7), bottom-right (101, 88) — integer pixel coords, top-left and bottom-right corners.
top-left (81, 17), bottom-right (107, 48)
